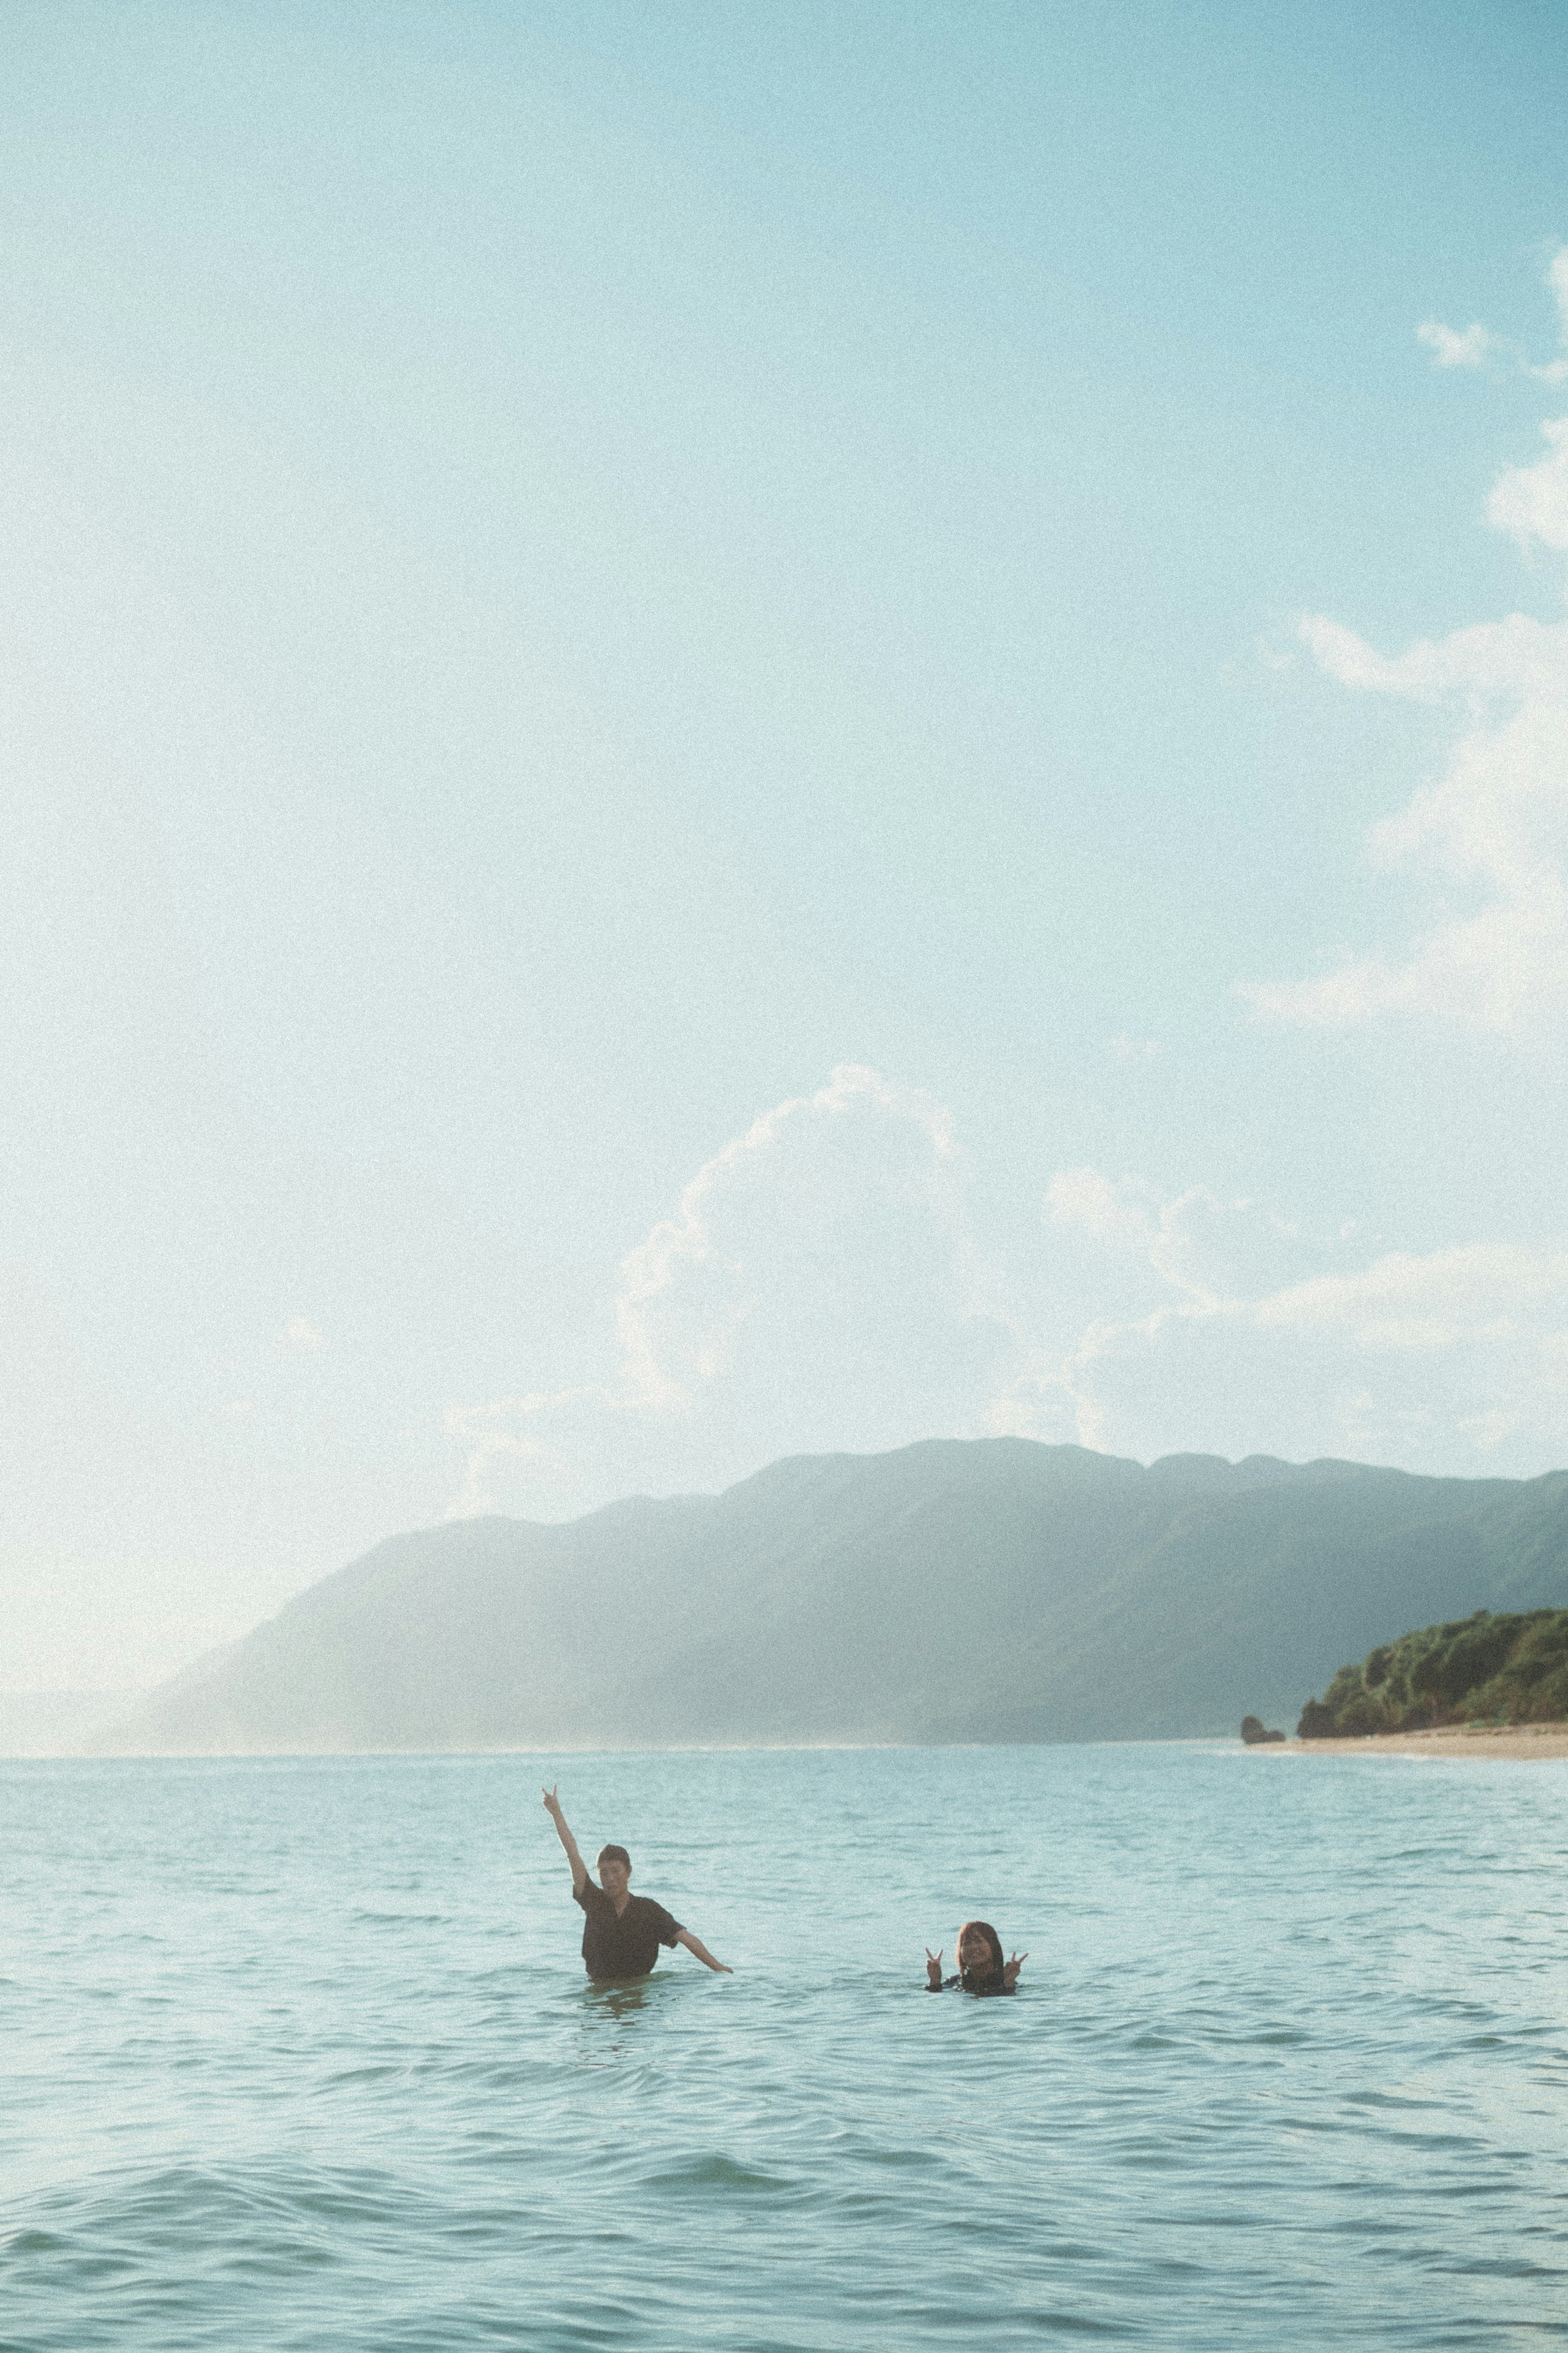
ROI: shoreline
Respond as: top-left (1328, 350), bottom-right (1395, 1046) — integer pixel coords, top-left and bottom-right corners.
top-left (1262, 1724), bottom-right (1568, 1761)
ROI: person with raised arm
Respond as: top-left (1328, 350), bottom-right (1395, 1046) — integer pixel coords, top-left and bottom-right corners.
top-left (542, 1785), bottom-right (733, 1982)
top-left (924, 1920), bottom-right (1026, 1996)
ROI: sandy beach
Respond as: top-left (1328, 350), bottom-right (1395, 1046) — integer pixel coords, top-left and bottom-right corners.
top-left (1260, 1724), bottom-right (1568, 1761)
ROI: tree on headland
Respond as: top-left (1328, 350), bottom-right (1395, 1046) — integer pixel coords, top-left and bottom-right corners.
top-left (1296, 1608), bottom-right (1568, 1737)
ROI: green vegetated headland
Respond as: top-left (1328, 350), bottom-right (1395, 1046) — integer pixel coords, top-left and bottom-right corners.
top-left (1297, 1608), bottom-right (1568, 1737)
top-left (66, 1435), bottom-right (1568, 1756)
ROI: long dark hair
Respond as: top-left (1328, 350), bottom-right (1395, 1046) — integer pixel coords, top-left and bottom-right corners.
top-left (957, 1920), bottom-right (1004, 1987)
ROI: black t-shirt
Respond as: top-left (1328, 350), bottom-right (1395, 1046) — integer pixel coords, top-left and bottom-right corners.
top-left (574, 1879), bottom-right (684, 1980)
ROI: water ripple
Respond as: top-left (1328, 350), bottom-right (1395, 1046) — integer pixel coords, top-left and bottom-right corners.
top-left (1, 1746), bottom-right (1565, 2350)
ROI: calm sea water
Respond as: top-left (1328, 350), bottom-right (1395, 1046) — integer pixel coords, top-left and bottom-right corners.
top-left (1, 1744), bottom-right (1565, 2350)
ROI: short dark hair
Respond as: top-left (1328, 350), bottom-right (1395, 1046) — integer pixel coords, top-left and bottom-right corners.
top-left (597, 1843), bottom-right (631, 1871)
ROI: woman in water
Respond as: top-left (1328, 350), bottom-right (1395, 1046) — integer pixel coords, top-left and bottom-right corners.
top-left (924, 1920), bottom-right (1026, 1995)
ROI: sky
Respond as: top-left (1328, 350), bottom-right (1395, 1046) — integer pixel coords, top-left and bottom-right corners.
top-left (4, 0), bottom-right (1568, 1690)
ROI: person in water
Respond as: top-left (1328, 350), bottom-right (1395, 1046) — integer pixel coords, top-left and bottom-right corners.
top-left (924, 1920), bottom-right (1026, 1995)
top-left (543, 1785), bottom-right (733, 1981)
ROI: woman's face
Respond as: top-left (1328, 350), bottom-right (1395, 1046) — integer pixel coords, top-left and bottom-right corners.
top-left (957, 1927), bottom-right (996, 1975)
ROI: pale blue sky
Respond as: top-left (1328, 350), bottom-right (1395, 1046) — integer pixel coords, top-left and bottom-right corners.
top-left (4, 2), bottom-right (1568, 1686)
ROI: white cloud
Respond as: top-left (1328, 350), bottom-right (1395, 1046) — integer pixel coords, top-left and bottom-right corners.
top-left (1488, 417), bottom-right (1568, 551)
top-left (1417, 320), bottom-right (1498, 370)
top-left (1109, 1033), bottom-right (1162, 1063)
top-left (443, 1071), bottom-right (1568, 1513)
top-left (1526, 250), bottom-right (1568, 383)
top-left (1046, 1172), bottom-right (1318, 1309)
top-left (1243, 263), bottom-right (1568, 1033)
top-left (280, 1316), bottom-right (327, 1353)
top-left (1031, 1169), bottom-right (1568, 1470)
top-left (444, 1065), bottom-right (1020, 1515)
top-left (1242, 609), bottom-right (1568, 1029)
top-left (1416, 251), bottom-right (1568, 383)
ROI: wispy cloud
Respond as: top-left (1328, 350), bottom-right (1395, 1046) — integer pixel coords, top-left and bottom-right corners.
top-left (1242, 256), bottom-right (1568, 1033)
top-left (1488, 417), bottom-right (1568, 551)
top-left (1417, 249), bottom-right (1568, 383)
top-left (1417, 320), bottom-right (1499, 370)
top-left (1241, 611), bottom-right (1568, 1029)
top-left (280, 1316), bottom-right (327, 1353)
top-left (1030, 1169), bottom-right (1568, 1468)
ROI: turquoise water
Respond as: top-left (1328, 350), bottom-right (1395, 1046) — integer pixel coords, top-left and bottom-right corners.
top-left (1, 1744), bottom-right (1565, 2349)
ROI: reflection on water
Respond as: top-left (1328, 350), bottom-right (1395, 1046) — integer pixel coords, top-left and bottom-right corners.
top-left (577, 1973), bottom-right (665, 2051)
top-left (1, 1744), bottom-right (1565, 2351)
top-left (583, 1976), bottom-right (657, 2019)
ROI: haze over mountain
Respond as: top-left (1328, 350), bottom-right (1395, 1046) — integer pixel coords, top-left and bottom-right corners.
top-left (92, 1439), bottom-right (1568, 1755)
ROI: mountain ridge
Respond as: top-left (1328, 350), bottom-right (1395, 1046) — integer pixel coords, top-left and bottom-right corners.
top-left (91, 1437), bottom-right (1568, 1755)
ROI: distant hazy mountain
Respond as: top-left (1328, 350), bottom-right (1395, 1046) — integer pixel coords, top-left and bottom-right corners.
top-left (94, 1439), bottom-right (1568, 1754)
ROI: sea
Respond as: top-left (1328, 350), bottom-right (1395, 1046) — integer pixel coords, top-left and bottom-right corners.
top-left (2, 1743), bottom-right (1565, 2350)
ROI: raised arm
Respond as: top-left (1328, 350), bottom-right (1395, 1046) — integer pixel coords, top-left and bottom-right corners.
top-left (675, 1927), bottom-right (733, 1975)
top-left (542, 1784), bottom-right (589, 1893)
top-left (924, 1945), bottom-right (945, 1990)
